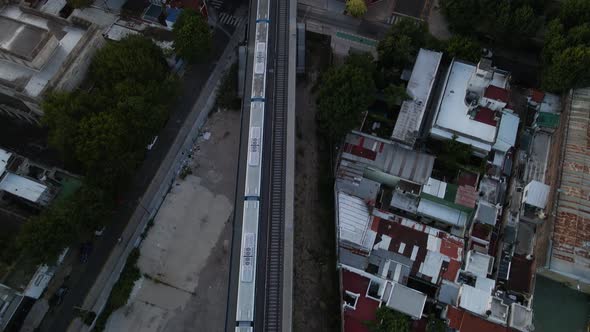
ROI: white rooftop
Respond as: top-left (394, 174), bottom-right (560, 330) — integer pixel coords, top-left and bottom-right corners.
top-left (386, 282), bottom-right (427, 319)
top-left (422, 177), bottom-right (446, 198)
top-left (0, 172), bottom-right (47, 203)
top-left (392, 49), bottom-right (443, 145)
top-left (465, 250), bottom-right (493, 277)
top-left (0, 148), bottom-right (11, 176)
top-left (433, 61), bottom-right (498, 143)
top-left (337, 191), bottom-right (375, 251)
top-left (0, 6), bottom-right (86, 97)
top-left (460, 284), bottom-right (491, 315)
top-left (509, 303), bottom-right (534, 332)
top-left (539, 93), bottom-right (561, 114)
top-left (523, 180), bottom-right (549, 209)
top-left (493, 111), bottom-right (520, 152)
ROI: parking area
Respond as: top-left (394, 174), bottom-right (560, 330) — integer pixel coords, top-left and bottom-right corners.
top-left (103, 109), bottom-right (240, 332)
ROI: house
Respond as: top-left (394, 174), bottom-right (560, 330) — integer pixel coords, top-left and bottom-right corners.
top-left (520, 180), bottom-right (550, 224)
top-left (0, 148), bottom-right (80, 209)
top-left (391, 49), bottom-right (443, 147)
top-left (430, 58), bottom-right (516, 157)
top-left (0, 5), bottom-right (103, 124)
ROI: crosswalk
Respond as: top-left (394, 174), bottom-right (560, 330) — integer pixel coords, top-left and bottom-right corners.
top-left (209, 0), bottom-right (223, 9)
top-left (218, 12), bottom-right (245, 27)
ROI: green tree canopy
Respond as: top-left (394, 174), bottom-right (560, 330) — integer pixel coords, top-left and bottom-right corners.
top-left (384, 84), bottom-right (409, 108)
top-left (90, 35), bottom-right (169, 90)
top-left (316, 55), bottom-right (376, 140)
top-left (445, 35), bottom-right (482, 62)
top-left (365, 307), bottom-right (410, 332)
top-left (173, 9), bottom-right (212, 63)
top-left (541, 2), bottom-right (590, 92)
top-left (346, 0), bottom-right (367, 18)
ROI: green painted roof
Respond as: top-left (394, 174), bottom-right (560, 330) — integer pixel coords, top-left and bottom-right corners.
top-left (444, 183), bottom-right (458, 202)
top-left (536, 112), bottom-right (560, 128)
top-left (54, 176), bottom-right (83, 203)
top-left (335, 31), bottom-right (378, 47)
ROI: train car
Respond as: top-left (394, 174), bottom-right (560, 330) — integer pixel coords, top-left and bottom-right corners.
top-left (236, 201), bottom-right (260, 324)
top-left (235, 0), bottom-right (271, 327)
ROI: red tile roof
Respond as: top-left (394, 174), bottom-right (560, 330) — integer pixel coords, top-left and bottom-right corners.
top-left (344, 143), bottom-right (377, 161)
top-left (446, 306), bottom-right (511, 332)
top-left (530, 89), bottom-right (545, 103)
top-left (455, 185), bottom-right (478, 209)
top-left (474, 107), bottom-right (498, 126)
top-left (442, 259), bottom-right (461, 282)
top-left (484, 85), bottom-right (510, 103)
top-left (342, 270), bottom-right (380, 332)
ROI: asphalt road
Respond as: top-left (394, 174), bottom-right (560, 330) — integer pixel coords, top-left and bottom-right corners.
top-left (36, 15), bottom-right (240, 332)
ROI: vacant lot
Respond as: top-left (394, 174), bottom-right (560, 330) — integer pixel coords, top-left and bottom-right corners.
top-left (104, 109), bottom-right (240, 332)
top-left (293, 34), bottom-right (341, 332)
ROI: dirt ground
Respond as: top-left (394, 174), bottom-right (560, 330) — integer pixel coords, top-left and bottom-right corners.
top-left (293, 35), bottom-right (341, 332)
top-left (104, 109), bottom-right (240, 332)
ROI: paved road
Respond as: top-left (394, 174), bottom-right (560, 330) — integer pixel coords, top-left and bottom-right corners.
top-left (36, 21), bottom-right (236, 332)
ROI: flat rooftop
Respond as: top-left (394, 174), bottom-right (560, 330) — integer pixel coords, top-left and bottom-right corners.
top-left (0, 5), bottom-right (86, 98)
top-left (0, 15), bottom-right (50, 61)
top-left (433, 61), bottom-right (497, 145)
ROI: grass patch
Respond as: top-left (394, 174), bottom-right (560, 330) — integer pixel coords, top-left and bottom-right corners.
top-left (94, 248), bottom-right (141, 331)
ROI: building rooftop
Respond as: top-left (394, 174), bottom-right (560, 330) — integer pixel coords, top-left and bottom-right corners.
top-left (337, 191), bottom-right (375, 252)
top-left (493, 111), bottom-right (519, 153)
top-left (550, 87), bottom-right (590, 282)
top-left (431, 61), bottom-right (498, 150)
top-left (522, 180), bottom-right (549, 209)
top-left (508, 303), bottom-right (534, 332)
top-left (417, 190), bottom-right (473, 230)
top-left (385, 282), bottom-right (427, 319)
top-left (342, 269), bottom-right (380, 332)
top-left (0, 5), bottom-right (86, 98)
top-left (539, 93), bottom-right (561, 114)
top-left (0, 149), bottom-right (11, 176)
top-left (0, 15), bottom-right (51, 61)
top-left (391, 49), bottom-right (442, 146)
top-left (446, 306), bottom-right (511, 332)
top-left (459, 284), bottom-right (491, 315)
top-left (0, 172), bottom-right (49, 204)
top-left (507, 254), bottom-right (534, 295)
top-left (474, 201), bottom-right (499, 226)
top-left (535, 112), bottom-right (560, 129)
top-left (438, 280), bottom-right (460, 305)
top-left (341, 131), bottom-right (435, 186)
top-left (465, 250), bottom-right (493, 278)
top-left (0, 283), bottom-right (24, 331)
top-left (484, 85), bottom-right (510, 103)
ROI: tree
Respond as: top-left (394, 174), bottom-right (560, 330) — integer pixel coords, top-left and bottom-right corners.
top-left (445, 35), bottom-right (482, 62)
top-left (509, 5), bottom-right (539, 41)
top-left (173, 9), bottom-right (212, 63)
top-left (17, 202), bottom-right (78, 264)
top-left (384, 84), bottom-right (409, 108)
top-left (217, 63), bottom-right (242, 110)
top-left (42, 91), bottom-right (96, 162)
top-left (365, 307), bottom-right (410, 332)
top-left (440, 0), bottom-right (481, 34)
top-left (439, 135), bottom-right (473, 171)
top-left (346, 0), bottom-right (367, 18)
top-left (542, 45), bottom-right (590, 92)
top-left (90, 35), bottom-right (169, 90)
top-left (316, 58), bottom-right (375, 139)
top-left (560, 0), bottom-right (590, 29)
top-left (377, 19), bottom-right (429, 70)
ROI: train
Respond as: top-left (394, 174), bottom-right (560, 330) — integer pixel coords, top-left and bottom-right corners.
top-left (235, 0), bottom-right (270, 328)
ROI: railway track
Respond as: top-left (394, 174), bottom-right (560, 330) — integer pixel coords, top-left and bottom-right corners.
top-left (264, 0), bottom-right (289, 328)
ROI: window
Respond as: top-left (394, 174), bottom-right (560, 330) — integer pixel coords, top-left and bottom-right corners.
top-left (343, 291), bottom-right (359, 309)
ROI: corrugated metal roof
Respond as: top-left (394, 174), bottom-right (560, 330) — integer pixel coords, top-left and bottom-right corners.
top-left (337, 191), bottom-right (375, 251)
top-left (493, 111), bottom-right (519, 153)
top-left (0, 172), bottom-right (47, 203)
top-left (459, 284), bottom-right (491, 315)
top-left (0, 148), bottom-right (11, 176)
top-left (550, 87), bottom-right (590, 281)
top-left (391, 49), bottom-right (443, 146)
top-left (386, 282), bottom-right (427, 319)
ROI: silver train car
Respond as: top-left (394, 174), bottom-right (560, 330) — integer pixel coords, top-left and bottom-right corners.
top-left (236, 0), bottom-right (269, 328)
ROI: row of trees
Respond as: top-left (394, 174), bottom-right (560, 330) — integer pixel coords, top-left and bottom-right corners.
top-left (440, 0), bottom-right (544, 46)
top-left (14, 35), bottom-right (177, 264)
top-left (541, 0), bottom-right (590, 92)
